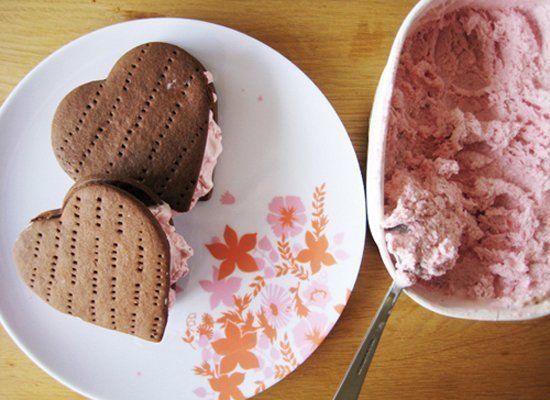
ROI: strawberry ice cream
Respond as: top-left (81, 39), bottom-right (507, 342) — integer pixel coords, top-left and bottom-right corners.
top-left (149, 203), bottom-right (193, 306)
top-left (189, 71), bottom-right (223, 209)
top-left (384, 0), bottom-right (549, 306)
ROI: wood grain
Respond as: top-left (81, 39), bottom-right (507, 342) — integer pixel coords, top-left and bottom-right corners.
top-left (1, 1), bottom-right (549, 399)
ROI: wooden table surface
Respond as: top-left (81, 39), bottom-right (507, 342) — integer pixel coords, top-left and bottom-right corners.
top-left (1, 1), bottom-right (549, 399)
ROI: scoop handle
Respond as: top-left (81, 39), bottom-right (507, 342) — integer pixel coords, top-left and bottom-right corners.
top-left (333, 281), bottom-right (402, 400)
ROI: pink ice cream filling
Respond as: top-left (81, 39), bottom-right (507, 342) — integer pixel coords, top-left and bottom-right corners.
top-left (189, 71), bottom-right (222, 209)
top-left (383, 1), bottom-right (549, 306)
top-left (149, 203), bottom-right (194, 307)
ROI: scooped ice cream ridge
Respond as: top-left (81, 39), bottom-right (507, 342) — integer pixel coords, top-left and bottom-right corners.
top-left (189, 71), bottom-right (223, 209)
top-left (149, 203), bottom-right (193, 306)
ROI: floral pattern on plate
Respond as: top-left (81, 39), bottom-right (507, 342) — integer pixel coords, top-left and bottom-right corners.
top-left (183, 184), bottom-right (352, 399)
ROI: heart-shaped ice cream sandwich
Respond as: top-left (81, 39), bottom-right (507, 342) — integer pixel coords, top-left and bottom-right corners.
top-left (13, 179), bottom-right (192, 342)
top-left (52, 42), bottom-right (221, 212)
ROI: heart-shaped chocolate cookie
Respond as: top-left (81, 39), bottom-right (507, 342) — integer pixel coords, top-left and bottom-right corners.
top-left (52, 42), bottom-right (217, 212)
top-left (13, 180), bottom-right (171, 342)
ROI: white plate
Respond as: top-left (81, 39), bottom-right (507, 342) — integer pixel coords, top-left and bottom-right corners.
top-left (0, 18), bottom-right (365, 399)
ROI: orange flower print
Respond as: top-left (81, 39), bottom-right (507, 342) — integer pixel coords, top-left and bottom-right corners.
top-left (297, 231), bottom-right (336, 274)
top-left (206, 226), bottom-right (259, 280)
top-left (211, 321), bottom-right (260, 374)
top-left (208, 372), bottom-right (245, 400)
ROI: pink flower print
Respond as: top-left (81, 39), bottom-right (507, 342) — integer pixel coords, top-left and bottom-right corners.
top-left (202, 347), bottom-right (213, 361)
top-left (258, 333), bottom-right (270, 350)
top-left (257, 351), bottom-right (266, 370)
top-left (212, 330), bottom-right (223, 341)
top-left (334, 232), bottom-right (345, 245)
top-left (254, 257), bottom-right (266, 270)
top-left (258, 235), bottom-right (273, 251)
top-left (264, 267), bottom-right (275, 279)
top-left (199, 267), bottom-right (241, 309)
top-left (194, 387), bottom-right (207, 398)
top-left (202, 346), bottom-right (222, 364)
top-left (335, 249), bottom-right (350, 261)
top-left (270, 346), bottom-right (281, 361)
top-left (292, 312), bottom-right (329, 360)
top-left (267, 196), bottom-right (307, 237)
top-left (303, 281), bottom-right (332, 309)
top-left (261, 284), bottom-right (292, 329)
top-left (269, 249), bottom-right (279, 262)
top-left (264, 366), bottom-right (274, 379)
top-left (198, 335), bottom-right (210, 348)
top-left (255, 255), bottom-right (275, 278)
top-left (220, 191), bottom-right (236, 205)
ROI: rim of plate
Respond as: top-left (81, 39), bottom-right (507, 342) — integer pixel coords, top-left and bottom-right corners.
top-left (0, 17), bottom-right (366, 399)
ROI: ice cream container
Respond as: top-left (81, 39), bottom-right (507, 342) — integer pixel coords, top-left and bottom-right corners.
top-left (367, 0), bottom-right (550, 321)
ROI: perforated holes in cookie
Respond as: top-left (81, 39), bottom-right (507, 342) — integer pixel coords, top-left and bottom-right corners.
top-left (137, 232), bottom-right (144, 273)
top-left (70, 49), bottom-right (150, 177)
top-left (112, 56), bottom-right (170, 169)
top-left (116, 204), bottom-right (124, 235)
top-left (60, 83), bottom-right (104, 177)
top-left (134, 58), bottom-right (180, 183)
top-left (153, 254), bottom-right (165, 308)
top-left (45, 217), bottom-right (63, 303)
top-left (69, 199), bottom-right (81, 296)
top-left (151, 315), bottom-right (162, 340)
top-left (29, 231), bottom-right (42, 289)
